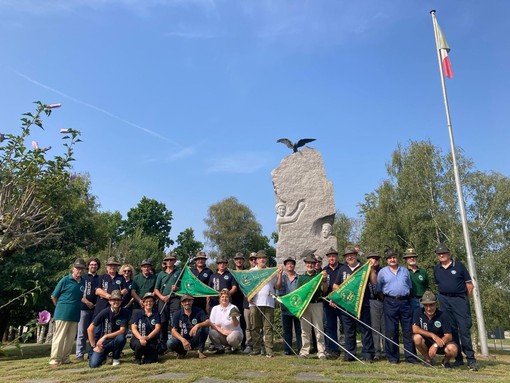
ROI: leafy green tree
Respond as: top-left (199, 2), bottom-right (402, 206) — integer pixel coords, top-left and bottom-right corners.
top-left (0, 102), bottom-right (83, 336)
top-left (173, 228), bottom-right (203, 265)
top-left (462, 171), bottom-right (510, 330)
top-left (122, 197), bottom-right (173, 251)
top-left (359, 140), bottom-right (510, 330)
top-left (204, 196), bottom-right (268, 262)
top-left (332, 211), bottom-right (353, 251)
top-left (360, 141), bottom-right (466, 269)
top-left (0, 102), bottom-right (81, 260)
top-left (0, 174), bottom-right (118, 337)
top-left (96, 210), bottom-right (123, 248)
top-left (98, 229), bottom-right (164, 271)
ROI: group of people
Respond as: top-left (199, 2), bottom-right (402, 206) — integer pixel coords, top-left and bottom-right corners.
top-left (48, 243), bottom-right (478, 371)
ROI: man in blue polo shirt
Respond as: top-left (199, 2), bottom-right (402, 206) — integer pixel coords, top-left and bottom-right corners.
top-left (76, 257), bottom-right (100, 362)
top-left (376, 249), bottom-right (417, 364)
top-left (190, 251), bottom-right (213, 313)
top-left (87, 290), bottom-right (129, 368)
top-left (207, 257), bottom-right (238, 313)
top-left (434, 243), bottom-right (477, 371)
top-left (168, 294), bottom-right (210, 359)
top-left (94, 257), bottom-right (128, 318)
top-left (333, 245), bottom-right (376, 363)
top-left (412, 291), bottom-right (458, 367)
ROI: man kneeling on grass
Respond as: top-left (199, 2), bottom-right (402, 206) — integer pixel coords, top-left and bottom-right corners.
top-left (412, 291), bottom-right (458, 368)
top-left (168, 294), bottom-right (211, 359)
top-left (87, 290), bottom-right (129, 367)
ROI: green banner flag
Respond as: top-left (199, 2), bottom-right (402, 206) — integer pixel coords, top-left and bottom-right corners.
top-left (277, 272), bottom-right (323, 319)
top-left (175, 267), bottom-right (219, 297)
top-left (230, 268), bottom-right (278, 301)
top-left (328, 261), bottom-right (372, 318)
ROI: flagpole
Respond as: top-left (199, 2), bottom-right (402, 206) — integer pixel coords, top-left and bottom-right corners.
top-left (430, 10), bottom-right (489, 357)
top-left (271, 293), bottom-right (363, 363)
top-left (322, 297), bottom-right (432, 367)
top-left (300, 316), bottom-right (365, 364)
top-left (252, 303), bottom-right (299, 357)
top-left (159, 255), bottom-right (193, 315)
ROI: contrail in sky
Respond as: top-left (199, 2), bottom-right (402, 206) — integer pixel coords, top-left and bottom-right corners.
top-left (15, 71), bottom-right (179, 146)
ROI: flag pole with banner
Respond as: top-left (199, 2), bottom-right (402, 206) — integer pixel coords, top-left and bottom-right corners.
top-left (230, 267), bottom-right (278, 301)
top-left (327, 261), bottom-right (371, 318)
top-left (274, 274), bottom-right (365, 364)
top-left (277, 273), bottom-right (323, 318)
top-left (430, 10), bottom-right (489, 357)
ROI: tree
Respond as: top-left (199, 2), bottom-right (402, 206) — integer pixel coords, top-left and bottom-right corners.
top-left (204, 196), bottom-right (268, 262)
top-left (359, 140), bottom-right (510, 330)
top-left (0, 102), bottom-right (83, 337)
top-left (0, 102), bottom-right (81, 260)
top-left (173, 228), bottom-right (203, 265)
top-left (122, 196), bottom-right (173, 250)
top-left (332, 211), bottom-right (353, 251)
top-left (98, 229), bottom-right (164, 270)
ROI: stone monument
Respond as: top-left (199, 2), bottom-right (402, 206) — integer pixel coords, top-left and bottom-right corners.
top-left (272, 146), bottom-right (337, 274)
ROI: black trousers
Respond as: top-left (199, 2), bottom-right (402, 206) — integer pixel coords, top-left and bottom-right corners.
top-left (130, 337), bottom-right (158, 363)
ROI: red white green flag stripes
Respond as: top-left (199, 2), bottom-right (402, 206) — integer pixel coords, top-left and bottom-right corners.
top-left (432, 13), bottom-right (453, 78)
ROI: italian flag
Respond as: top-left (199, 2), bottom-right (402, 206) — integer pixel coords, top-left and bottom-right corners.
top-left (436, 21), bottom-right (453, 78)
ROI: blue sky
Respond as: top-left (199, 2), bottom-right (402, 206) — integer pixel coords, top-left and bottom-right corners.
top-left (1, 1), bottom-right (509, 249)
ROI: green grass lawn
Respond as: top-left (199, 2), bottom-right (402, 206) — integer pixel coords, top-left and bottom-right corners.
top-left (1, 342), bottom-right (509, 383)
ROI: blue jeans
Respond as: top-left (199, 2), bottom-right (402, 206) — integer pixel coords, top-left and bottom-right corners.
top-left (281, 313), bottom-right (302, 353)
top-left (323, 303), bottom-right (342, 354)
top-left (167, 326), bottom-right (209, 356)
top-left (88, 334), bottom-right (127, 368)
top-left (76, 310), bottom-right (93, 358)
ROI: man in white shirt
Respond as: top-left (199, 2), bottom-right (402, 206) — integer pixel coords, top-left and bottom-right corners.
top-left (249, 250), bottom-right (282, 358)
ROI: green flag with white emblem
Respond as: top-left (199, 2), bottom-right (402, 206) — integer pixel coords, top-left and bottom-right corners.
top-left (230, 268), bottom-right (278, 301)
top-left (328, 261), bottom-right (371, 318)
top-left (175, 267), bottom-right (219, 297)
top-left (276, 272), bottom-right (323, 318)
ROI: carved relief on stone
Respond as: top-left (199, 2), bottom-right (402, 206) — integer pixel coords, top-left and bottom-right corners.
top-left (272, 147), bottom-right (338, 274)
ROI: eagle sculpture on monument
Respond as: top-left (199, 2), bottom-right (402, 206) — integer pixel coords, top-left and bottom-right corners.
top-left (276, 138), bottom-right (316, 152)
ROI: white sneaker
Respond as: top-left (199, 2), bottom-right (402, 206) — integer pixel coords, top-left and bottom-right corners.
top-left (112, 359), bottom-right (121, 366)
